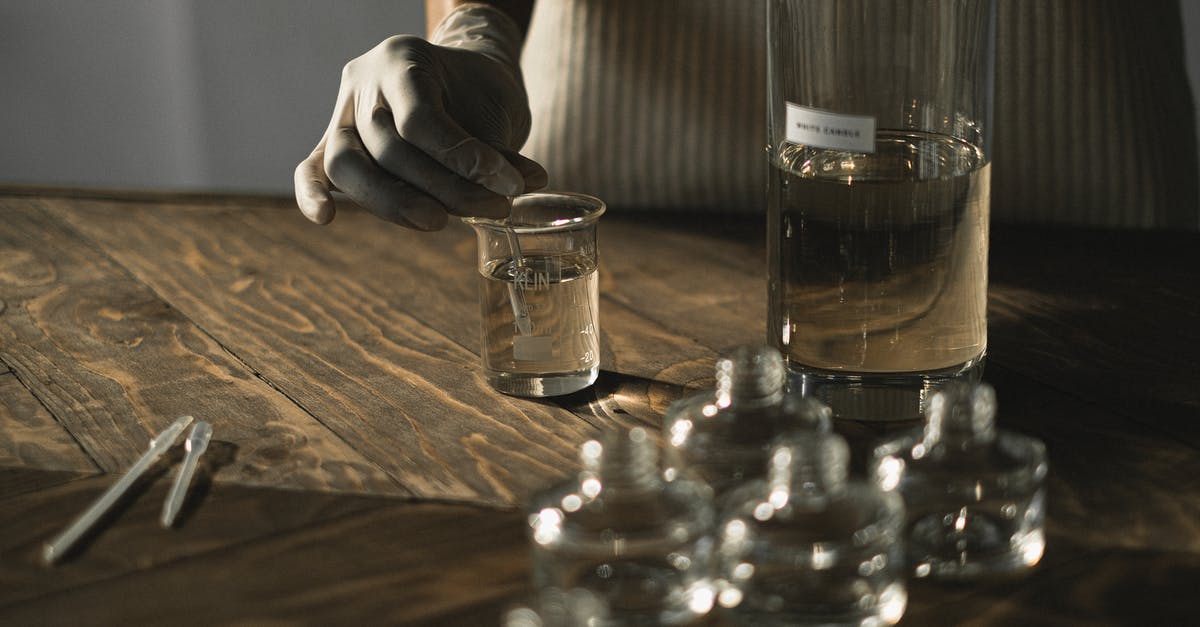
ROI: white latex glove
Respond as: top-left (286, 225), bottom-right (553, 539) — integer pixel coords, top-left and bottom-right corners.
top-left (294, 3), bottom-right (546, 229)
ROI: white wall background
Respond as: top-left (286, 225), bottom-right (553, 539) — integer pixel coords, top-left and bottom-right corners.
top-left (2, 1), bottom-right (1198, 196)
top-left (0, 0), bottom-right (424, 193)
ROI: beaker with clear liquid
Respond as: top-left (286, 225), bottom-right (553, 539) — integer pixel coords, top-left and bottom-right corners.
top-left (465, 192), bottom-right (605, 397)
top-left (766, 0), bottom-right (996, 420)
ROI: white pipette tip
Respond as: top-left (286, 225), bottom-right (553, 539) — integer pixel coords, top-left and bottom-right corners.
top-left (161, 421), bottom-right (213, 528)
top-left (151, 415), bottom-right (194, 452)
top-left (42, 415), bottom-right (193, 565)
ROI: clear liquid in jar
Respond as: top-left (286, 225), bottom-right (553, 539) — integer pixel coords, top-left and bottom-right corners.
top-left (768, 130), bottom-right (989, 373)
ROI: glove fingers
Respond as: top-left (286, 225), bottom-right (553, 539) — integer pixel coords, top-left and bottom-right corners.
top-left (498, 149), bottom-right (549, 193)
top-left (295, 137), bottom-right (337, 224)
top-left (323, 126), bottom-right (450, 231)
top-left (386, 70), bottom-right (525, 197)
top-left (296, 76), bottom-right (359, 225)
top-left (360, 108), bottom-right (510, 219)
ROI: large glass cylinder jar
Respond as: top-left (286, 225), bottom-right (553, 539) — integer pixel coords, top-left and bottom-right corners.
top-left (766, 0), bottom-right (996, 421)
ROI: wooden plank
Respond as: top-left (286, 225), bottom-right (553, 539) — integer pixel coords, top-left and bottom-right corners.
top-left (240, 206), bottom-right (786, 432)
top-left (0, 372), bottom-right (98, 473)
top-left (0, 499), bottom-right (527, 625)
top-left (235, 205), bottom-right (775, 477)
top-left (236, 205), bottom-right (740, 433)
top-left (43, 199), bottom-right (603, 506)
top-left (238, 206), bottom-right (780, 490)
top-left (0, 476), bottom-right (387, 608)
top-left (987, 227), bottom-right (1200, 446)
top-left (0, 199), bottom-right (402, 495)
top-left (950, 363), bottom-right (1200, 555)
top-left (236, 207), bottom-right (769, 422)
top-left (904, 548), bottom-right (1200, 626)
top-left (243, 207), bottom-right (766, 384)
top-left (13, 194), bottom-right (1198, 622)
top-left (600, 214), bottom-right (767, 358)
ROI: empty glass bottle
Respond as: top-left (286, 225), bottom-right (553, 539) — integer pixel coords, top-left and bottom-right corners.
top-left (528, 428), bottom-right (716, 626)
top-left (717, 432), bottom-right (907, 626)
top-left (664, 346), bottom-right (829, 498)
top-left (871, 382), bottom-right (1048, 580)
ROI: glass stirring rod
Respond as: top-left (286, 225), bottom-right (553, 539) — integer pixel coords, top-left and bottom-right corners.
top-left (161, 421), bottom-right (213, 528)
top-left (43, 415), bottom-right (193, 564)
top-left (505, 224), bottom-right (534, 336)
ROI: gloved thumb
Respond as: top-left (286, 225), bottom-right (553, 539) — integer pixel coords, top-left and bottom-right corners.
top-left (500, 149), bottom-right (549, 193)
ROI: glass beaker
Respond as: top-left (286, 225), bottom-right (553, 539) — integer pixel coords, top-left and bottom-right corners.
top-left (766, 0), bottom-right (996, 421)
top-left (465, 192), bottom-right (605, 397)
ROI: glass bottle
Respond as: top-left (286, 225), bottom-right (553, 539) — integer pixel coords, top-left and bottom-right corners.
top-left (664, 346), bottom-right (820, 498)
top-left (718, 432), bottom-right (907, 626)
top-left (767, 0), bottom-right (996, 422)
top-left (528, 427), bottom-right (715, 626)
top-left (871, 382), bottom-right (1048, 580)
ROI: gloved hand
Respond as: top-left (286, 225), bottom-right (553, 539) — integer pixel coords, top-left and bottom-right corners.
top-left (294, 3), bottom-right (547, 229)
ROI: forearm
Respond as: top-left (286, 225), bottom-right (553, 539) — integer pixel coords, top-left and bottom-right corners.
top-left (425, 0), bottom-right (535, 37)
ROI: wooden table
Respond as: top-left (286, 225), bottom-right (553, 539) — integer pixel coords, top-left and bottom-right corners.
top-left (2, 189), bottom-right (1198, 625)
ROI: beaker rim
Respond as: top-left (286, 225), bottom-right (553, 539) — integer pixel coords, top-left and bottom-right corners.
top-left (463, 191), bottom-right (606, 233)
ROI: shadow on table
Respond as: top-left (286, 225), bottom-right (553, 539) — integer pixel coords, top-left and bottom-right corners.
top-left (545, 369), bottom-right (693, 430)
top-left (907, 537), bottom-right (1200, 626)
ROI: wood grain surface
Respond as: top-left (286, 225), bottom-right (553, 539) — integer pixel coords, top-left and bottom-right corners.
top-left (0, 372), bottom-right (96, 473)
top-left (0, 199), bottom-right (402, 495)
top-left (2, 189), bottom-right (1199, 625)
top-left (41, 198), bottom-right (608, 506)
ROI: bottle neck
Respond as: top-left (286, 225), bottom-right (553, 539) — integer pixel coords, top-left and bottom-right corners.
top-left (923, 383), bottom-right (997, 448)
top-left (580, 428), bottom-right (662, 494)
top-left (713, 346), bottom-right (786, 409)
top-left (768, 433), bottom-right (849, 503)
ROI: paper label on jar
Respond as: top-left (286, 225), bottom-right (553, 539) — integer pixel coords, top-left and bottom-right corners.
top-left (513, 335), bottom-right (554, 361)
top-left (785, 102), bottom-right (876, 153)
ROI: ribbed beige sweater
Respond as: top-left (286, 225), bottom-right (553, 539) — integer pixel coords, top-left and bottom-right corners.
top-left (521, 0), bottom-right (1198, 229)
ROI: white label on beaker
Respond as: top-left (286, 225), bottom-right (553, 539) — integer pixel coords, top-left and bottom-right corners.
top-left (514, 335), bottom-right (554, 361)
top-left (785, 103), bottom-right (876, 153)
